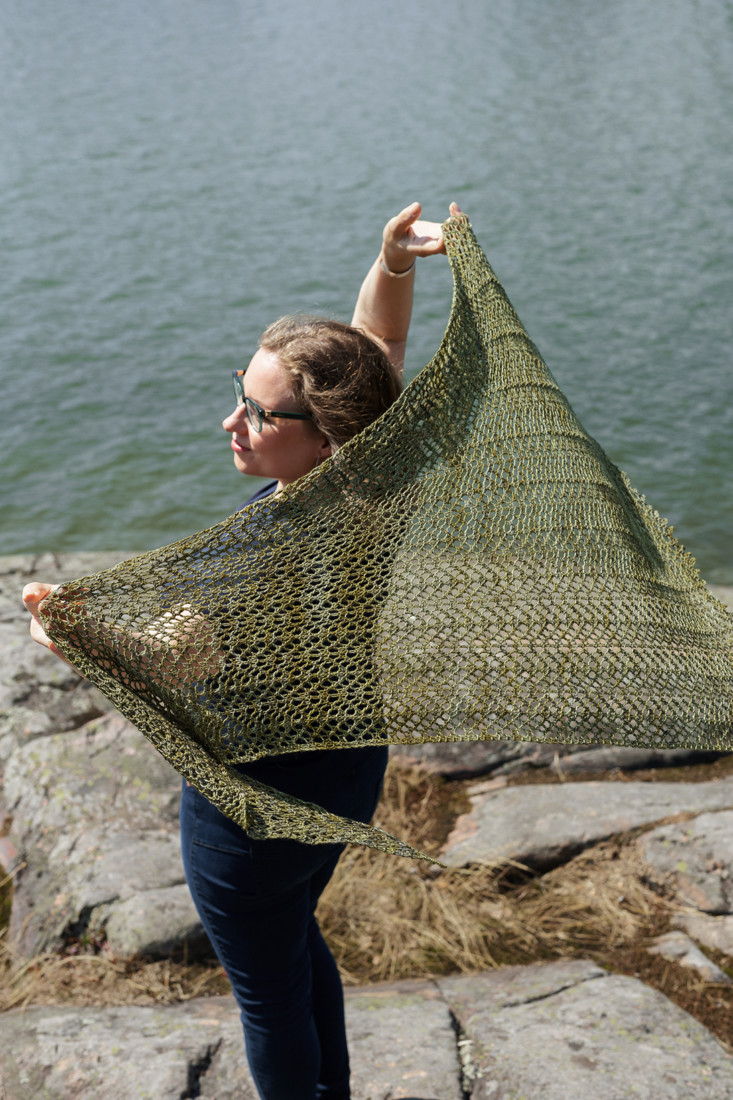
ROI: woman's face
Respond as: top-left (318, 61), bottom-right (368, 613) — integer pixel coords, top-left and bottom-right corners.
top-left (222, 347), bottom-right (332, 490)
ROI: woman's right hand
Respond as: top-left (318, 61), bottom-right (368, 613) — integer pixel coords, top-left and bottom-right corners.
top-left (22, 582), bottom-right (71, 663)
top-left (23, 581), bottom-right (220, 681)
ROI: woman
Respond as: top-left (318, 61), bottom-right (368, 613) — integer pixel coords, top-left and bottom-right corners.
top-left (23, 199), bottom-right (459, 1100)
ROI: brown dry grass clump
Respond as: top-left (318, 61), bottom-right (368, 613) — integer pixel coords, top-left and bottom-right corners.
top-left (1, 762), bottom-right (732, 1049)
top-left (319, 765), bottom-right (674, 984)
top-left (0, 933), bottom-right (231, 1012)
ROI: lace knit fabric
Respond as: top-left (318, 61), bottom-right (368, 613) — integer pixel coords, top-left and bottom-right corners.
top-left (41, 214), bottom-right (733, 859)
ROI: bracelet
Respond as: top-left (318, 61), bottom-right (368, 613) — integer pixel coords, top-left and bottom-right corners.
top-left (380, 255), bottom-right (416, 279)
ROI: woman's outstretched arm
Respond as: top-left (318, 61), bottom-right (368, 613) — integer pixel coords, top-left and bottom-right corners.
top-left (351, 201), bottom-right (461, 376)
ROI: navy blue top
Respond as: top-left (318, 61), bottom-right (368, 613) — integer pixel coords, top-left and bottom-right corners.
top-left (243, 480), bottom-right (279, 507)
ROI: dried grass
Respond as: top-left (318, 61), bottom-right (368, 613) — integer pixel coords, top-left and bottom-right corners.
top-left (319, 764), bottom-right (671, 985)
top-left (0, 929), bottom-right (230, 1013)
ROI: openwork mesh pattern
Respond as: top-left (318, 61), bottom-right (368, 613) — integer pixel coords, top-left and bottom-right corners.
top-left (40, 215), bottom-right (733, 859)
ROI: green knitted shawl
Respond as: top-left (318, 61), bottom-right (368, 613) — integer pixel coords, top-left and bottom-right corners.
top-left (40, 214), bottom-right (733, 860)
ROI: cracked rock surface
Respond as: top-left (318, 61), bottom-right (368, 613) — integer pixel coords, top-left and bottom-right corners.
top-left (391, 738), bottom-right (723, 780)
top-left (3, 711), bottom-right (204, 956)
top-left (438, 959), bottom-right (733, 1098)
top-left (0, 555), bottom-right (206, 958)
top-left (1, 964), bottom-right (732, 1099)
top-left (0, 554), bottom-right (127, 766)
top-left (640, 808), bottom-right (733, 964)
top-left (639, 810), bottom-right (733, 914)
top-left (442, 778), bottom-right (733, 871)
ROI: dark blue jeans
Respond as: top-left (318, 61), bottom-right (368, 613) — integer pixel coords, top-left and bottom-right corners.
top-left (180, 745), bottom-right (388, 1100)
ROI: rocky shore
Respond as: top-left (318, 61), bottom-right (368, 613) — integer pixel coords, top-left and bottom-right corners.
top-left (1, 553), bottom-right (732, 1098)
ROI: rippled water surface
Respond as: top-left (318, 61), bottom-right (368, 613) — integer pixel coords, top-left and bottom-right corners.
top-left (2, 0), bottom-right (732, 581)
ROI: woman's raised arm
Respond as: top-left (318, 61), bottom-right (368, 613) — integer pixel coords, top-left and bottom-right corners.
top-left (350, 201), bottom-right (461, 377)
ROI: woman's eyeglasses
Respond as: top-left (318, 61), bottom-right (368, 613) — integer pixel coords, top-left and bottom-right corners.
top-left (232, 370), bottom-right (312, 433)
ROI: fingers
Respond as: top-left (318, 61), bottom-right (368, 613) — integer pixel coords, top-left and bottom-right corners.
top-left (409, 220), bottom-right (447, 252)
top-left (29, 615), bottom-right (53, 648)
top-left (382, 202), bottom-right (423, 250)
top-left (388, 199), bottom-right (465, 235)
top-left (382, 200), bottom-right (466, 264)
top-left (29, 620), bottom-right (68, 661)
top-left (22, 581), bottom-right (74, 665)
top-left (23, 581), bottom-right (59, 644)
top-left (22, 582), bottom-right (57, 616)
top-left (391, 201), bottom-right (422, 231)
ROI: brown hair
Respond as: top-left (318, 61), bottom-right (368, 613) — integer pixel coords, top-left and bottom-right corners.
top-left (259, 316), bottom-right (402, 447)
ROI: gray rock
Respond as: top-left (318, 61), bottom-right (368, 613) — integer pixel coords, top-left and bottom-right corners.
top-left (2, 965), bottom-right (732, 1100)
top-left (4, 711), bottom-right (180, 836)
top-left (3, 712), bottom-right (202, 956)
top-left (647, 930), bottom-right (731, 983)
top-left (0, 553), bottom-right (133, 597)
top-left (0, 552), bottom-right (206, 959)
top-left (390, 739), bottom-right (723, 780)
top-left (552, 745), bottom-right (723, 774)
top-left (390, 740), bottom-right (613, 780)
top-left (438, 959), bottom-right (733, 1098)
top-left (639, 810), bottom-right (733, 913)
top-left (0, 553), bottom-right (130, 768)
top-left (390, 738), bottom-right (538, 778)
top-left (442, 777), bottom-right (733, 870)
top-left (95, 883), bottom-right (210, 958)
top-left (0, 630), bottom-right (111, 767)
top-left (345, 980), bottom-right (463, 1099)
top-left (0, 996), bottom-right (258, 1100)
top-left (0, 985), bottom-right (463, 1100)
top-left (673, 912), bottom-right (733, 958)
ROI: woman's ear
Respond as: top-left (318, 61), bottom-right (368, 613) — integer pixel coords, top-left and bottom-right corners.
top-left (318, 435), bottom-right (333, 462)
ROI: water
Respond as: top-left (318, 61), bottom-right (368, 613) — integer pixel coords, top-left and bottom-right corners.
top-left (2, 0), bottom-right (732, 582)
